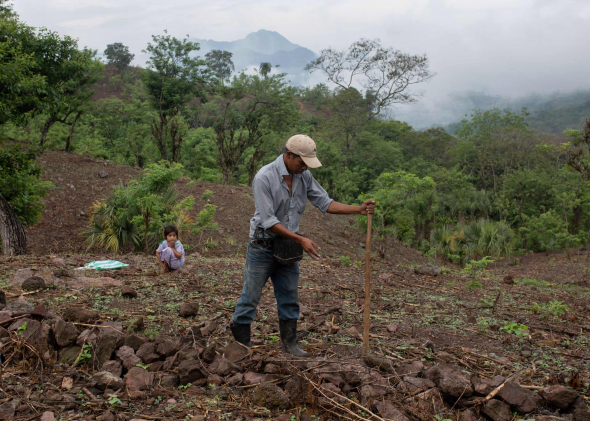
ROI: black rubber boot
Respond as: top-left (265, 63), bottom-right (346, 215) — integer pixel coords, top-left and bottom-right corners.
top-left (279, 319), bottom-right (310, 357)
top-left (230, 322), bottom-right (252, 347)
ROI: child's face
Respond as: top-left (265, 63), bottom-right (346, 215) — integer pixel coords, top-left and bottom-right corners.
top-left (166, 232), bottom-right (177, 242)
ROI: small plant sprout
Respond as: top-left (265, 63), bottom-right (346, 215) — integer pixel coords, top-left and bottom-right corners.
top-left (17, 322), bottom-right (28, 335)
top-left (107, 394), bottom-right (122, 408)
top-left (500, 322), bottom-right (529, 336)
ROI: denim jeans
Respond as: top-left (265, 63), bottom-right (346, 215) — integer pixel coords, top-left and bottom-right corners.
top-left (232, 242), bottom-right (300, 324)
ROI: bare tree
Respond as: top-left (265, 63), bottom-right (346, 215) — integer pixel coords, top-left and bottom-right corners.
top-left (0, 195), bottom-right (27, 256)
top-left (305, 38), bottom-right (434, 116)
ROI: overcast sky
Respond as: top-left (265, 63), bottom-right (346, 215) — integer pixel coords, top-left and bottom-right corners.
top-left (14, 0), bottom-right (590, 125)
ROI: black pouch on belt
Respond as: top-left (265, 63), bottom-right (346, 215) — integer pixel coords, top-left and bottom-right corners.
top-left (272, 235), bottom-right (304, 265)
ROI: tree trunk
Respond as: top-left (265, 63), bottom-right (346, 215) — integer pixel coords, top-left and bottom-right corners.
top-left (247, 147), bottom-right (265, 186)
top-left (170, 119), bottom-right (183, 163)
top-left (151, 116), bottom-right (168, 160)
top-left (0, 195), bottom-right (27, 256)
top-left (65, 112), bottom-right (82, 152)
top-left (40, 116), bottom-right (57, 146)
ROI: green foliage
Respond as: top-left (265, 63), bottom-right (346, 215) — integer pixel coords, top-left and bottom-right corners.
top-left (84, 161), bottom-right (192, 252)
top-left (465, 281), bottom-right (482, 292)
top-left (75, 344), bottom-right (92, 363)
top-left (190, 203), bottom-right (218, 247)
top-left (205, 50), bottom-right (234, 84)
top-left (500, 322), bottom-right (529, 336)
top-left (107, 394), bottom-right (122, 408)
top-left (17, 321), bottom-right (27, 334)
top-left (532, 301), bottom-right (570, 318)
top-left (0, 145), bottom-right (53, 225)
top-left (104, 42), bottom-right (135, 70)
top-left (201, 189), bottom-right (213, 202)
top-left (357, 171), bottom-right (435, 255)
top-left (339, 256), bottom-right (352, 267)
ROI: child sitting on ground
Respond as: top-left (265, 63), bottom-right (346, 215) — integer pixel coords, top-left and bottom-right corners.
top-left (156, 225), bottom-right (185, 272)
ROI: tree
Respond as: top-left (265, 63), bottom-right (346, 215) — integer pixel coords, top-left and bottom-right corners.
top-left (142, 31), bottom-right (208, 162)
top-left (0, 0), bottom-right (46, 125)
top-left (0, 145), bottom-right (53, 255)
top-left (305, 38), bottom-right (434, 116)
top-left (259, 62), bottom-right (271, 78)
top-left (200, 72), bottom-right (298, 184)
top-left (205, 50), bottom-right (234, 84)
top-left (566, 118), bottom-right (590, 180)
top-left (104, 42), bottom-right (134, 70)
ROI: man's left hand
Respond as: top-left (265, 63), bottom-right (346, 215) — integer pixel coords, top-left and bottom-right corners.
top-left (360, 200), bottom-right (376, 215)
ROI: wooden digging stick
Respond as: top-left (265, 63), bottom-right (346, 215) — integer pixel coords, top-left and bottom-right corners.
top-left (363, 213), bottom-right (373, 356)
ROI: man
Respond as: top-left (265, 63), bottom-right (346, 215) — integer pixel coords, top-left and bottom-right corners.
top-left (231, 134), bottom-right (375, 356)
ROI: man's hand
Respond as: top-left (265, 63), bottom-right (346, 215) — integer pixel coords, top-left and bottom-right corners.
top-left (299, 237), bottom-right (321, 260)
top-left (360, 199), bottom-right (376, 215)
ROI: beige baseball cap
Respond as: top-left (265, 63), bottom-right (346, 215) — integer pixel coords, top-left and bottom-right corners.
top-left (286, 134), bottom-right (322, 168)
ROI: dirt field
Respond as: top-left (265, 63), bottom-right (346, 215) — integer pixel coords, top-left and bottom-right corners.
top-left (1, 150), bottom-right (589, 420)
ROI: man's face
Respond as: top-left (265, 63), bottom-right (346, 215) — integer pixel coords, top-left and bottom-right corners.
top-left (285, 152), bottom-right (308, 174)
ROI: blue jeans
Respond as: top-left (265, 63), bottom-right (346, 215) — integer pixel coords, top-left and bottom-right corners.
top-left (232, 242), bottom-right (300, 324)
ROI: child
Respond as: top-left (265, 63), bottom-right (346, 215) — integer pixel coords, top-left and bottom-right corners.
top-left (156, 225), bottom-right (185, 272)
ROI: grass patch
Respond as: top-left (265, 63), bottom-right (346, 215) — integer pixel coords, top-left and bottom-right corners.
top-left (515, 278), bottom-right (551, 287)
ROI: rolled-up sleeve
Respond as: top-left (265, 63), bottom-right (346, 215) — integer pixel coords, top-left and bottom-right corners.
top-left (306, 173), bottom-right (333, 213)
top-left (253, 176), bottom-right (281, 229)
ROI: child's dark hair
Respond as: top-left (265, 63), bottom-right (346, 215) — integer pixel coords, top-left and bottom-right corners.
top-left (164, 225), bottom-right (179, 237)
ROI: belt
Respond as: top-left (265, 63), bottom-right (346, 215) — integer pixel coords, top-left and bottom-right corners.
top-left (251, 238), bottom-right (273, 245)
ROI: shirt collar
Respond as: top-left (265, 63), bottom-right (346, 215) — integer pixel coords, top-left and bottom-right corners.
top-left (274, 154), bottom-right (289, 177)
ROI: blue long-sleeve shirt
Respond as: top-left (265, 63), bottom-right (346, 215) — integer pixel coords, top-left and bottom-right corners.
top-left (249, 154), bottom-right (333, 239)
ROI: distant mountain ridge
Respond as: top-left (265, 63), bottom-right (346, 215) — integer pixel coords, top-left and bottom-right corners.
top-left (189, 29), bottom-right (316, 85)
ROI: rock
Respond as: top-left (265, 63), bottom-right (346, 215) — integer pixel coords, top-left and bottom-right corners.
top-left (40, 412), bottom-right (55, 421)
top-left (30, 303), bottom-right (47, 320)
top-left (59, 346), bottom-right (82, 364)
top-left (0, 325), bottom-right (9, 339)
top-left (101, 360), bottom-right (123, 377)
top-left (22, 276), bottom-right (46, 291)
top-left (123, 334), bottom-right (146, 351)
top-left (542, 384), bottom-right (580, 409)
top-left (143, 353), bottom-right (161, 364)
top-left (397, 376), bottom-right (436, 393)
top-left (405, 388), bottom-right (447, 420)
top-left (8, 299), bottom-right (34, 313)
top-left (345, 326), bottom-right (361, 339)
top-left (128, 317), bottom-right (144, 332)
top-left (63, 307), bottom-right (99, 323)
top-left (121, 286), bottom-right (137, 299)
top-left (483, 399), bottom-right (512, 421)
top-left (76, 328), bottom-right (98, 346)
top-left (252, 382), bottom-right (290, 410)
top-left (54, 319), bottom-right (79, 347)
top-left (362, 354), bottom-right (396, 373)
top-left (503, 275), bottom-right (514, 285)
top-left (360, 384), bottom-right (387, 401)
top-left (284, 375), bottom-right (309, 402)
top-left (61, 376), bottom-right (73, 390)
top-left (244, 372), bottom-right (271, 385)
top-left (202, 343), bottom-right (217, 363)
top-left (573, 409), bottom-right (590, 421)
top-left (472, 375), bottom-right (505, 396)
top-left (424, 363), bottom-right (474, 399)
top-left (177, 359), bottom-right (205, 385)
top-left (100, 412), bottom-right (116, 421)
top-left (300, 305), bottom-right (312, 316)
top-left (533, 416), bottom-right (568, 421)
top-left (395, 360), bottom-right (424, 376)
top-left (200, 319), bottom-right (218, 336)
top-left (52, 258), bottom-right (66, 266)
top-left (216, 357), bottom-right (239, 376)
top-left (0, 310), bottom-right (10, 324)
top-left (460, 409), bottom-right (479, 421)
top-left (178, 347), bottom-right (202, 362)
top-left (387, 323), bottom-right (399, 333)
top-left (66, 276), bottom-right (122, 289)
top-left (179, 303), bottom-right (199, 317)
top-left (497, 381), bottom-right (542, 413)
top-left (0, 400), bottom-right (17, 420)
top-left (98, 170), bottom-right (109, 178)
top-left (156, 339), bottom-right (179, 358)
top-left (116, 346), bottom-right (141, 370)
top-left (264, 363), bottom-right (280, 374)
top-left (94, 371), bottom-right (125, 391)
top-left (207, 374), bottom-right (223, 386)
top-left (223, 341), bottom-right (249, 362)
top-left (374, 401), bottom-right (410, 421)
top-left (0, 291), bottom-right (5, 309)
top-left (425, 340), bottom-right (436, 350)
top-left (147, 361), bottom-right (163, 372)
top-left (226, 373), bottom-right (244, 386)
top-left (92, 333), bottom-right (119, 369)
top-left (160, 374), bottom-right (179, 388)
top-left (125, 367), bottom-right (154, 398)
top-left (162, 356), bottom-right (175, 371)
top-left (96, 321), bottom-right (123, 338)
top-left (414, 264), bottom-right (441, 276)
top-left (136, 342), bottom-right (156, 361)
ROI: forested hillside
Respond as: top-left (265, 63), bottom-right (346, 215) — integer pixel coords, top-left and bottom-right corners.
top-left (2, 0), bottom-right (590, 265)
